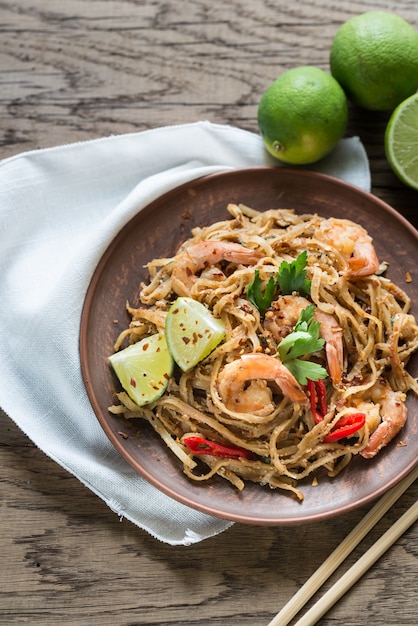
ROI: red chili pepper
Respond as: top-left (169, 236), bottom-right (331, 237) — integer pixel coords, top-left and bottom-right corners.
top-left (316, 378), bottom-right (328, 416)
top-left (307, 378), bottom-right (328, 424)
top-left (323, 412), bottom-right (366, 443)
top-left (182, 435), bottom-right (253, 460)
top-left (307, 379), bottom-right (365, 443)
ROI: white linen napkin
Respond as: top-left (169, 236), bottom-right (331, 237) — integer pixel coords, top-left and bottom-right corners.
top-left (0, 121), bottom-right (370, 545)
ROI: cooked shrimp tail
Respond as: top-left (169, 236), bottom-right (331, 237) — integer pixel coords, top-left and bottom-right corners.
top-left (217, 353), bottom-right (308, 417)
top-left (315, 218), bottom-right (379, 279)
top-left (361, 381), bottom-right (407, 459)
top-left (172, 240), bottom-right (262, 296)
top-left (314, 310), bottom-right (344, 386)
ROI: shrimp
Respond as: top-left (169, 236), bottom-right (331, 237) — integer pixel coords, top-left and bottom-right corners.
top-left (171, 240), bottom-right (263, 297)
top-left (360, 379), bottom-right (407, 459)
top-left (314, 218), bottom-right (379, 279)
top-left (217, 353), bottom-right (308, 416)
top-left (264, 295), bottom-right (344, 386)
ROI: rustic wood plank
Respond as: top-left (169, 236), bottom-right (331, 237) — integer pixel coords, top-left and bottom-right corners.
top-left (1, 1), bottom-right (417, 624)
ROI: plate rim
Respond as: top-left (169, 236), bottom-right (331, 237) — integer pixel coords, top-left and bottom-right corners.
top-left (80, 166), bottom-right (418, 525)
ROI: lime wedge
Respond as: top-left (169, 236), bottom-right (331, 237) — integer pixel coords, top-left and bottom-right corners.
top-left (109, 333), bottom-right (174, 406)
top-left (385, 93), bottom-right (418, 189)
top-left (165, 297), bottom-right (225, 371)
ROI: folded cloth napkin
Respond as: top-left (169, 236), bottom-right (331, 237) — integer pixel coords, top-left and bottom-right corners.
top-left (0, 121), bottom-right (370, 545)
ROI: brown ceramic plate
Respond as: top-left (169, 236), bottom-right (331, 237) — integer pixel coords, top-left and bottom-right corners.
top-left (80, 167), bottom-right (418, 525)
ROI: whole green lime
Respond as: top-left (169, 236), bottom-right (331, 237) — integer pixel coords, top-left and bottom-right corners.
top-left (257, 66), bottom-right (348, 165)
top-left (330, 11), bottom-right (418, 111)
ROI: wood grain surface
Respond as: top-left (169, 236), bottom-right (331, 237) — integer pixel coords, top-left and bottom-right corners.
top-left (1, 1), bottom-right (417, 625)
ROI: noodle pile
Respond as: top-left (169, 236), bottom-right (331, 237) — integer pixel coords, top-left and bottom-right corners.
top-left (109, 203), bottom-right (418, 500)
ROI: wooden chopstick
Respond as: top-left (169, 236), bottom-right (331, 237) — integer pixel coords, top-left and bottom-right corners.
top-left (268, 463), bottom-right (418, 626)
top-left (293, 498), bottom-right (418, 626)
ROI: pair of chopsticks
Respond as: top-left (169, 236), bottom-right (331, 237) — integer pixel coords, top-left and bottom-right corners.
top-left (268, 463), bottom-right (418, 626)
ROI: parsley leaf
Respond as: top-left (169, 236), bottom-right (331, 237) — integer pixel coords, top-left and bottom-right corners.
top-left (277, 304), bottom-right (327, 385)
top-left (247, 270), bottom-right (276, 316)
top-left (247, 251), bottom-right (312, 316)
top-left (277, 250), bottom-right (311, 297)
top-left (278, 305), bottom-right (324, 360)
top-left (283, 359), bottom-right (328, 386)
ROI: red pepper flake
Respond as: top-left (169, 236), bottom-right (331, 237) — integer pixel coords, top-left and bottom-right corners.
top-left (142, 343), bottom-right (150, 351)
top-left (130, 377), bottom-right (137, 388)
top-left (182, 336), bottom-right (191, 344)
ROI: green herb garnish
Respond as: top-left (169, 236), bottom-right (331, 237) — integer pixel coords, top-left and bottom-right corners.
top-left (277, 304), bottom-right (327, 385)
top-left (247, 251), bottom-right (311, 316)
top-left (247, 270), bottom-right (276, 316)
top-left (276, 250), bottom-right (311, 297)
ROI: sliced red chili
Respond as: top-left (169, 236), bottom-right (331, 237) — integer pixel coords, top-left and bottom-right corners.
top-left (182, 435), bottom-right (253, 460)
top-left (307, 378), bottom-right (328, 424)
top-left (307, 378), bottom-right (365, 443)
top-left (316, 378), bottom-right (328, 416)
top-left (323, 412), bottom-right (366, 443)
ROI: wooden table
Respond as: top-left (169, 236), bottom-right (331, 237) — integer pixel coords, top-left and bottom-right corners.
top-left (1, 2), bottom-right (417, 624)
